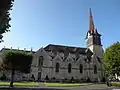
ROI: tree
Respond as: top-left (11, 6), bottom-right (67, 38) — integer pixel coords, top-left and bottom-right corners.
top-left (0, 49), bottom-right (33, 87)
top-left (0, 0), bottom-right (14, 42)
top-left (103, 42), bottom-right (120, 78)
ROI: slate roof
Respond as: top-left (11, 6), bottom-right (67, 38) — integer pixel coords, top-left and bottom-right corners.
top-left (43, 44), bottom-right (93, 62)
top-left (44, 44), bottom-right (93, 56)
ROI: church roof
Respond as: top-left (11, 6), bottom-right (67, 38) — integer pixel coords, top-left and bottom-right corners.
top-left (44, 44), bottom-right (93, 62)
top-left (44, 44), bottom-right (87, 55)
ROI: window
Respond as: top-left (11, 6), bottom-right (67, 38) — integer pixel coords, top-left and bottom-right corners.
top-left (38, 56), bottom-right (43, 66)
top-left (68, 63), bottom-right (72, 73)
top-left (38, 72), bottom-right (41, 81)
top-left (79, 64), bottom-right (83, 73)
top-left (94, 65), bottom-right (97, 74)
top-left (55, 63), bottom-right (59, 72)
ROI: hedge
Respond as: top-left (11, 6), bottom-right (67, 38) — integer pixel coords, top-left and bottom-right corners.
top-left (111, 82), bottom-right (120, 87)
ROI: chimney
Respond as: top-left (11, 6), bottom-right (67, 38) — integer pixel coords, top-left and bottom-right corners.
top-left (11, 47), bottom-right (12, 50)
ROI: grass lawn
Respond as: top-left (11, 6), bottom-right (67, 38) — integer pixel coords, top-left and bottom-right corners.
top-left (44, 82), bottom-right (88, 87)
top-left (0, 81), bottom-right (39, 87)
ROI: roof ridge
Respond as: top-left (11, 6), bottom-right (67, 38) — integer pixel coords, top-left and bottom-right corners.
top-left (47, 44), bottom-right (86, 49)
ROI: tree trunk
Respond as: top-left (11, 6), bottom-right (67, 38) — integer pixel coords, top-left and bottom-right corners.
top-left (10, 68), bottom-right (15, 88)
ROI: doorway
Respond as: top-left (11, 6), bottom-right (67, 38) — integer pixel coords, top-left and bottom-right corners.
top-left (38, 72), bottom-right (41, 81)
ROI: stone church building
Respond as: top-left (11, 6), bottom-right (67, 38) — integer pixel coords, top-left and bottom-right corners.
top-left (31, 9), bottom-right (104, 82)
top-left (0, 9), bottom-right (104, 82)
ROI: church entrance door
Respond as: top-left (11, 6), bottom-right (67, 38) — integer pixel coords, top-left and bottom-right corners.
top-left (38, 72), bottom-right (41, 81)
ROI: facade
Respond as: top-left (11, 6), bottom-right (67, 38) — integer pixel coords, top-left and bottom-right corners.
top-left (31, 9), bottom-right (104, 82)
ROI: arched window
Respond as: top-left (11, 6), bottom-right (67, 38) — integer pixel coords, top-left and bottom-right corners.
top-left (55, 63), bottom-right (59, 72)
top-left (68, 63), bottom-right (72, 73)
top-left (79, 64), bottom-right (83, 73)
top-left (94, 65), bottom-right (97, 74)
top-left (38, 72), bottom-right (41, 81)
top-left (38, 56), bottom-right (43, 66)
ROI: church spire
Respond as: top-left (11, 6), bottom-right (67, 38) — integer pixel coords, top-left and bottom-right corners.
top-left (89, 8), bottom-right (95, 31)
top-left (86, 8), bottom-right (102, 46)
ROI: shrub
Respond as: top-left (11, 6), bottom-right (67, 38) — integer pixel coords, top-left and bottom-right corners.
top-left (111, 82), bottom-right (120, 87)
top-left (53, 77), bottom-right (56, 80)
top-left (86, 77), bottom-right (91, 82)
top-left (101, 77), bottom-right (106, 82)
top-left (62, 78), bottom-right (68, 83)
top-left (94, 78), bottom-right (98, 83)
top-left (70, 77), bottom-right (75, 82)
top-left (51, 77), bottom-right (56, 82)
top-left (0, 73), bottom-right (7, 81)
top-left (45, 75), bottom-right (49, 80)
top-left (31, 74), bottom-right (35, 81)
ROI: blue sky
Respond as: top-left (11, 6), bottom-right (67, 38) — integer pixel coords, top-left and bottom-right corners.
top-left (0, 0), bottom-right (120, 51)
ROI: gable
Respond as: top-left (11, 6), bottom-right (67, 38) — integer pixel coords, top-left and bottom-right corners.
top-left (65, 55), bottom-right (74, 62)
top-left (32, 48), bottom-right (52, 67)
top-left (52, 54), bottom-right (62, 62)
top-left (75, 54), bottom-right (86, 64)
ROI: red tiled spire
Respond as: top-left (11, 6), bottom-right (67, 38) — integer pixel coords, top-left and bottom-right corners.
top-left (89, 8), bottom-right (95, 31)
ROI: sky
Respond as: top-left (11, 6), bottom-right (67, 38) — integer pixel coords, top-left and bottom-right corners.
top-left (0, 0), bottom-right (120, 51)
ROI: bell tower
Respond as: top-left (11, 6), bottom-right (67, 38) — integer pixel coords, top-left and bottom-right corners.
top-left (86, 8), bottom-right (103, 58)
top-left (85, 8), bottom-right (104, 82)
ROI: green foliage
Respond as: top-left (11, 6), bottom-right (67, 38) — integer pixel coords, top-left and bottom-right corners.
top-left (0, 0), bottom-right (14, 10)
top-left (0, 0), bottom-right (14, 42)
top-left (111, 82), bottom-right (120, 87)
top-left (1, 49), bottom-right (33, 73)
top-left (103, 41), bottom-right (120, 76)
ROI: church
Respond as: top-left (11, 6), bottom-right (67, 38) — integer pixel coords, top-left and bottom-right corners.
top-left (31, 9), bottom-right (104, 82)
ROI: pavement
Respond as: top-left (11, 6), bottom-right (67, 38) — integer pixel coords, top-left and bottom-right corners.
top-left (0, 83), bottom-right (120, 90)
